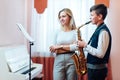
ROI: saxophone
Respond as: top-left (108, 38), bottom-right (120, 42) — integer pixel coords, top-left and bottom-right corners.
top-left (71, 21), bottom-right (91, 75)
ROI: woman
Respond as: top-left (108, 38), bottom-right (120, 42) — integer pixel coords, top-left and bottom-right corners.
top-left (49, 8), bottom-right (78, 80)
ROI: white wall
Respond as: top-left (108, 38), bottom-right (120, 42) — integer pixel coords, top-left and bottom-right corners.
top-left (0, 0), bottom-right (27, 46)
top-left (107, 0), bottom-right (120, 79)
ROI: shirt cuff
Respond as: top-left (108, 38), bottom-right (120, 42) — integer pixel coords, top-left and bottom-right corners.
top-left (84, 45), bottom-right (90, 51)
top-left (70, 44), bottom-right (78, 51)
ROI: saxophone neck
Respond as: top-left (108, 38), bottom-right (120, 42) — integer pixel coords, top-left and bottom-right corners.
top-left (78, 21), bottom-right (91, 29)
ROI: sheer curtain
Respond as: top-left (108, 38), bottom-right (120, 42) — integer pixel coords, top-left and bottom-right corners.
top-left (31, 0), bottom-right (95, 57)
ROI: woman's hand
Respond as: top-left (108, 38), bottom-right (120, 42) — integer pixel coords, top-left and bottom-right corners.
top-left (49, 45), bottom-right (62, 53)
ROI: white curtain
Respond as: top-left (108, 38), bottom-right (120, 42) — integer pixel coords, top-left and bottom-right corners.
top-left (31, 0), bottom-right (95, 57)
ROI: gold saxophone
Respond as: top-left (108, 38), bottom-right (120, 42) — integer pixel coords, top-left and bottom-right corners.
top-left (71, 21), bottom-right (91, 75)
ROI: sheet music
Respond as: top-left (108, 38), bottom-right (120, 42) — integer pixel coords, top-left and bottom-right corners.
top-left (16, 23), bottom-right (34, 42)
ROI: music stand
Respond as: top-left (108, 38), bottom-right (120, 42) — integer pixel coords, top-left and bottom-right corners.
top-left (16, 23), bottom-right (34, 80)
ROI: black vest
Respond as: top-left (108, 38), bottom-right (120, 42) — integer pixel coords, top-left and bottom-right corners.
top-left (87, 23), bottom-right (112, 64)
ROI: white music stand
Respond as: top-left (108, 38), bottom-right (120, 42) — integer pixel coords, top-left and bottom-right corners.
top-left (16, 23), bottom-right (34, 80)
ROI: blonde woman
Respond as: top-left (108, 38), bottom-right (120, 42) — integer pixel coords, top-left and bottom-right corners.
top-left (50, 8), bottom-right (78, 80)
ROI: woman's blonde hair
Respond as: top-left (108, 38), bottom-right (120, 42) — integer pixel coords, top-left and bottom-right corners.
top-left (58, 8), bottom-right (76, 30)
